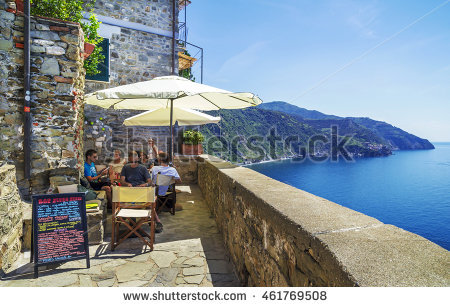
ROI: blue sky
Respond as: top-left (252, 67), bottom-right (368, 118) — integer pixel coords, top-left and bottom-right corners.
top-left (185, 0), bottom-right (450, 142)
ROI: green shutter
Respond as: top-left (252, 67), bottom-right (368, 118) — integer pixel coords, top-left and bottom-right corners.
top-left (86, 38), bottom-right (110, 82)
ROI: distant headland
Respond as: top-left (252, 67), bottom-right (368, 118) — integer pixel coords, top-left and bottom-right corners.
top-left (201, 101), bottom-right (434, 163)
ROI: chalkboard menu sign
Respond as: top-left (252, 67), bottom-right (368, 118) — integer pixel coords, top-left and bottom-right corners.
top-left (32, 193), bottom-right (90, 278)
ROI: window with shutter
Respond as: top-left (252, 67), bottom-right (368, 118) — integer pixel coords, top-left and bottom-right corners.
top-left (86, 38), bottom-right (110, 82)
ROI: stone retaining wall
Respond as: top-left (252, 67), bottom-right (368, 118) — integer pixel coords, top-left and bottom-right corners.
top-left (173, 155), bottom-right (199, 183)
top-left (0, 164), bottom-right (23, 274)
top-left (196, 155), bottom-right (449, 286)
top-left (0, 4), bottom-right (86, 198)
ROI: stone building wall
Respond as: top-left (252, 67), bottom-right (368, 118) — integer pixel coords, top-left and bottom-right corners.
top-left (83, 0), bottom-right (180, 162)
top-left (0, 3), bottom-right (86, 198)
top-left (84, 28), bottom-right (176, 94)
top-left (0, 164), bottom-right (23, 274)
top-left (84, 107), bottom-right (172, 164)
top-left (94, 0), bottom-right (175, 32)
top-left (196, 155), bottom-right (449, 286)
top-left (84, 0), bottom-right (180, 93)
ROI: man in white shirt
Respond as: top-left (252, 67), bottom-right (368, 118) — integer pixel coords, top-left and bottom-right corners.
top-left (151, 152), bottom-right (182, 195)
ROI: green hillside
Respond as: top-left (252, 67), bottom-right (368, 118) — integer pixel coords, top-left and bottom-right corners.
top-left (198, 101), bottom-right (434, 163)
top-left (200, 107), bottom-right (393, 163)
top-left (258, 102), bottom-right (435, 151)
top-left (201, 108), bottom-right (318, 163)
top-left (349, 117), bottom-right (435, 150)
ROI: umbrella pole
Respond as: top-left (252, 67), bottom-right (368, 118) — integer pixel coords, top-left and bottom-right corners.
top-left (169, 98), bottom-right (174, 163)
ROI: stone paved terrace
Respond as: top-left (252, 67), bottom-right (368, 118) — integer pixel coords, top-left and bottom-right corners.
top-left (0, 184), bottom-right (240, 287)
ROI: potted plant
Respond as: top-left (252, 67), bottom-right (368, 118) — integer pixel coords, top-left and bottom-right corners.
top-left (182, 129), bottom-right (204, 155)
top-left (83, 42), bottom-right (95, 59)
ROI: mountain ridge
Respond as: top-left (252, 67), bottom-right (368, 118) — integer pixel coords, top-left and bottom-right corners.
top-left (258, 101), bottom-right (342, 120)
top-left (257, 101), bottom-right (435, 150)
top-left (199, 101), bottom-right (434, 163)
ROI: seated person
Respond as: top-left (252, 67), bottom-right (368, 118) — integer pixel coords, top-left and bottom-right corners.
top-left (138, 151), bottom-right (153, 170)
top-left (121, 151), bottom-right (152, 187)
top-left (151, 152), bottom-right (182, 197)
top-left (84, 149), bottom-right (112, 207)
top-left (121, 151), bottom-right (163, 232)
top-left (109, 149), bottom-right (127, 180)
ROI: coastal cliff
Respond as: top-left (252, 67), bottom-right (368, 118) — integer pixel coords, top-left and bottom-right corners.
top-left (199, 101), bottom-right (433, 163)
top-left (259, 101), bottom-right (435, 150)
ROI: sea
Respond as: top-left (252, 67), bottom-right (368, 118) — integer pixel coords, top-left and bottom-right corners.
top-left (246, 143), bottom-right (450, 250)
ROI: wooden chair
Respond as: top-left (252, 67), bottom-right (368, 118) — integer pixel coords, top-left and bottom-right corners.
top-left (111, 186), bottom-right (156, 251)
top-left (155, 173), bottom-right (176, 215)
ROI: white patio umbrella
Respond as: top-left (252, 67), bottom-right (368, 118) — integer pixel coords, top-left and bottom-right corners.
top-left (85, 75), bottom-right (262, 160)
top-left (85, 75), bottom-right (262, 110)
top-left (123, 106), bottom-right (221, 126)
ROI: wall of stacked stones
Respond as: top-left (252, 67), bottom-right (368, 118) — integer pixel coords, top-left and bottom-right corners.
top-left (93, 0), bottom-right (175, 32)
top-left (84, 107), bottom-right (173, 165)
top-left (0, 2), bottom-right (86, 198)
top-left (84, 29), bottom-right (175, 94)
top-left (0, 164), bottom-right (23, 273)
top-left (84, 0), bottom-right (178, 94)
top-left (173, 155), bottom-right (199, 183)
top-left (197, 155), bottom-right (449, 286)
top-left (83, 0), bottom-right (181, 163)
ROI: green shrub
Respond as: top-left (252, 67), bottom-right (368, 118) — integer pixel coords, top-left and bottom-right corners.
top-left (183, 129), bottom-right (204, 145)
top-left (30, 0), bottom-right (105, 75)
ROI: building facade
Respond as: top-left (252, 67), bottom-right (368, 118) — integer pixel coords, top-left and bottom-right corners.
top-left (83, 0), bottom-right (187, 164)
top-left (0, 0), bottom-right (191, 197)
top-left (0, 1), bottom-right (86, 198)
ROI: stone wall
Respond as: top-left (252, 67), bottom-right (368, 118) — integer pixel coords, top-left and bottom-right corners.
top-left (94, 0), bottom-right (175, 32)
top-left (84, 0), bottom-right (179, 93)
top-left (85, 29), bottom-right (176, 94)
top-left (173, 155), bottom-right (199, 183)
top-left (83, 107), bottom-right (172, 165)
top-left (196, 155), bottom-right (449, 286)
top-left (0, 164), bottom-right (23, 274)
top-left (0, 4), bottom-right (86, 198)
top-left (83, 0), bottom-right (180, 162)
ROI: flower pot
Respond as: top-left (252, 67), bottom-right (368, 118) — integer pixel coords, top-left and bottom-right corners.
top-left (83, 42), bottom-right (95, 59)
top-left (182, 144), bottom-right (203, 155)
top-left (15, 0), bottom-right (24, 12)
